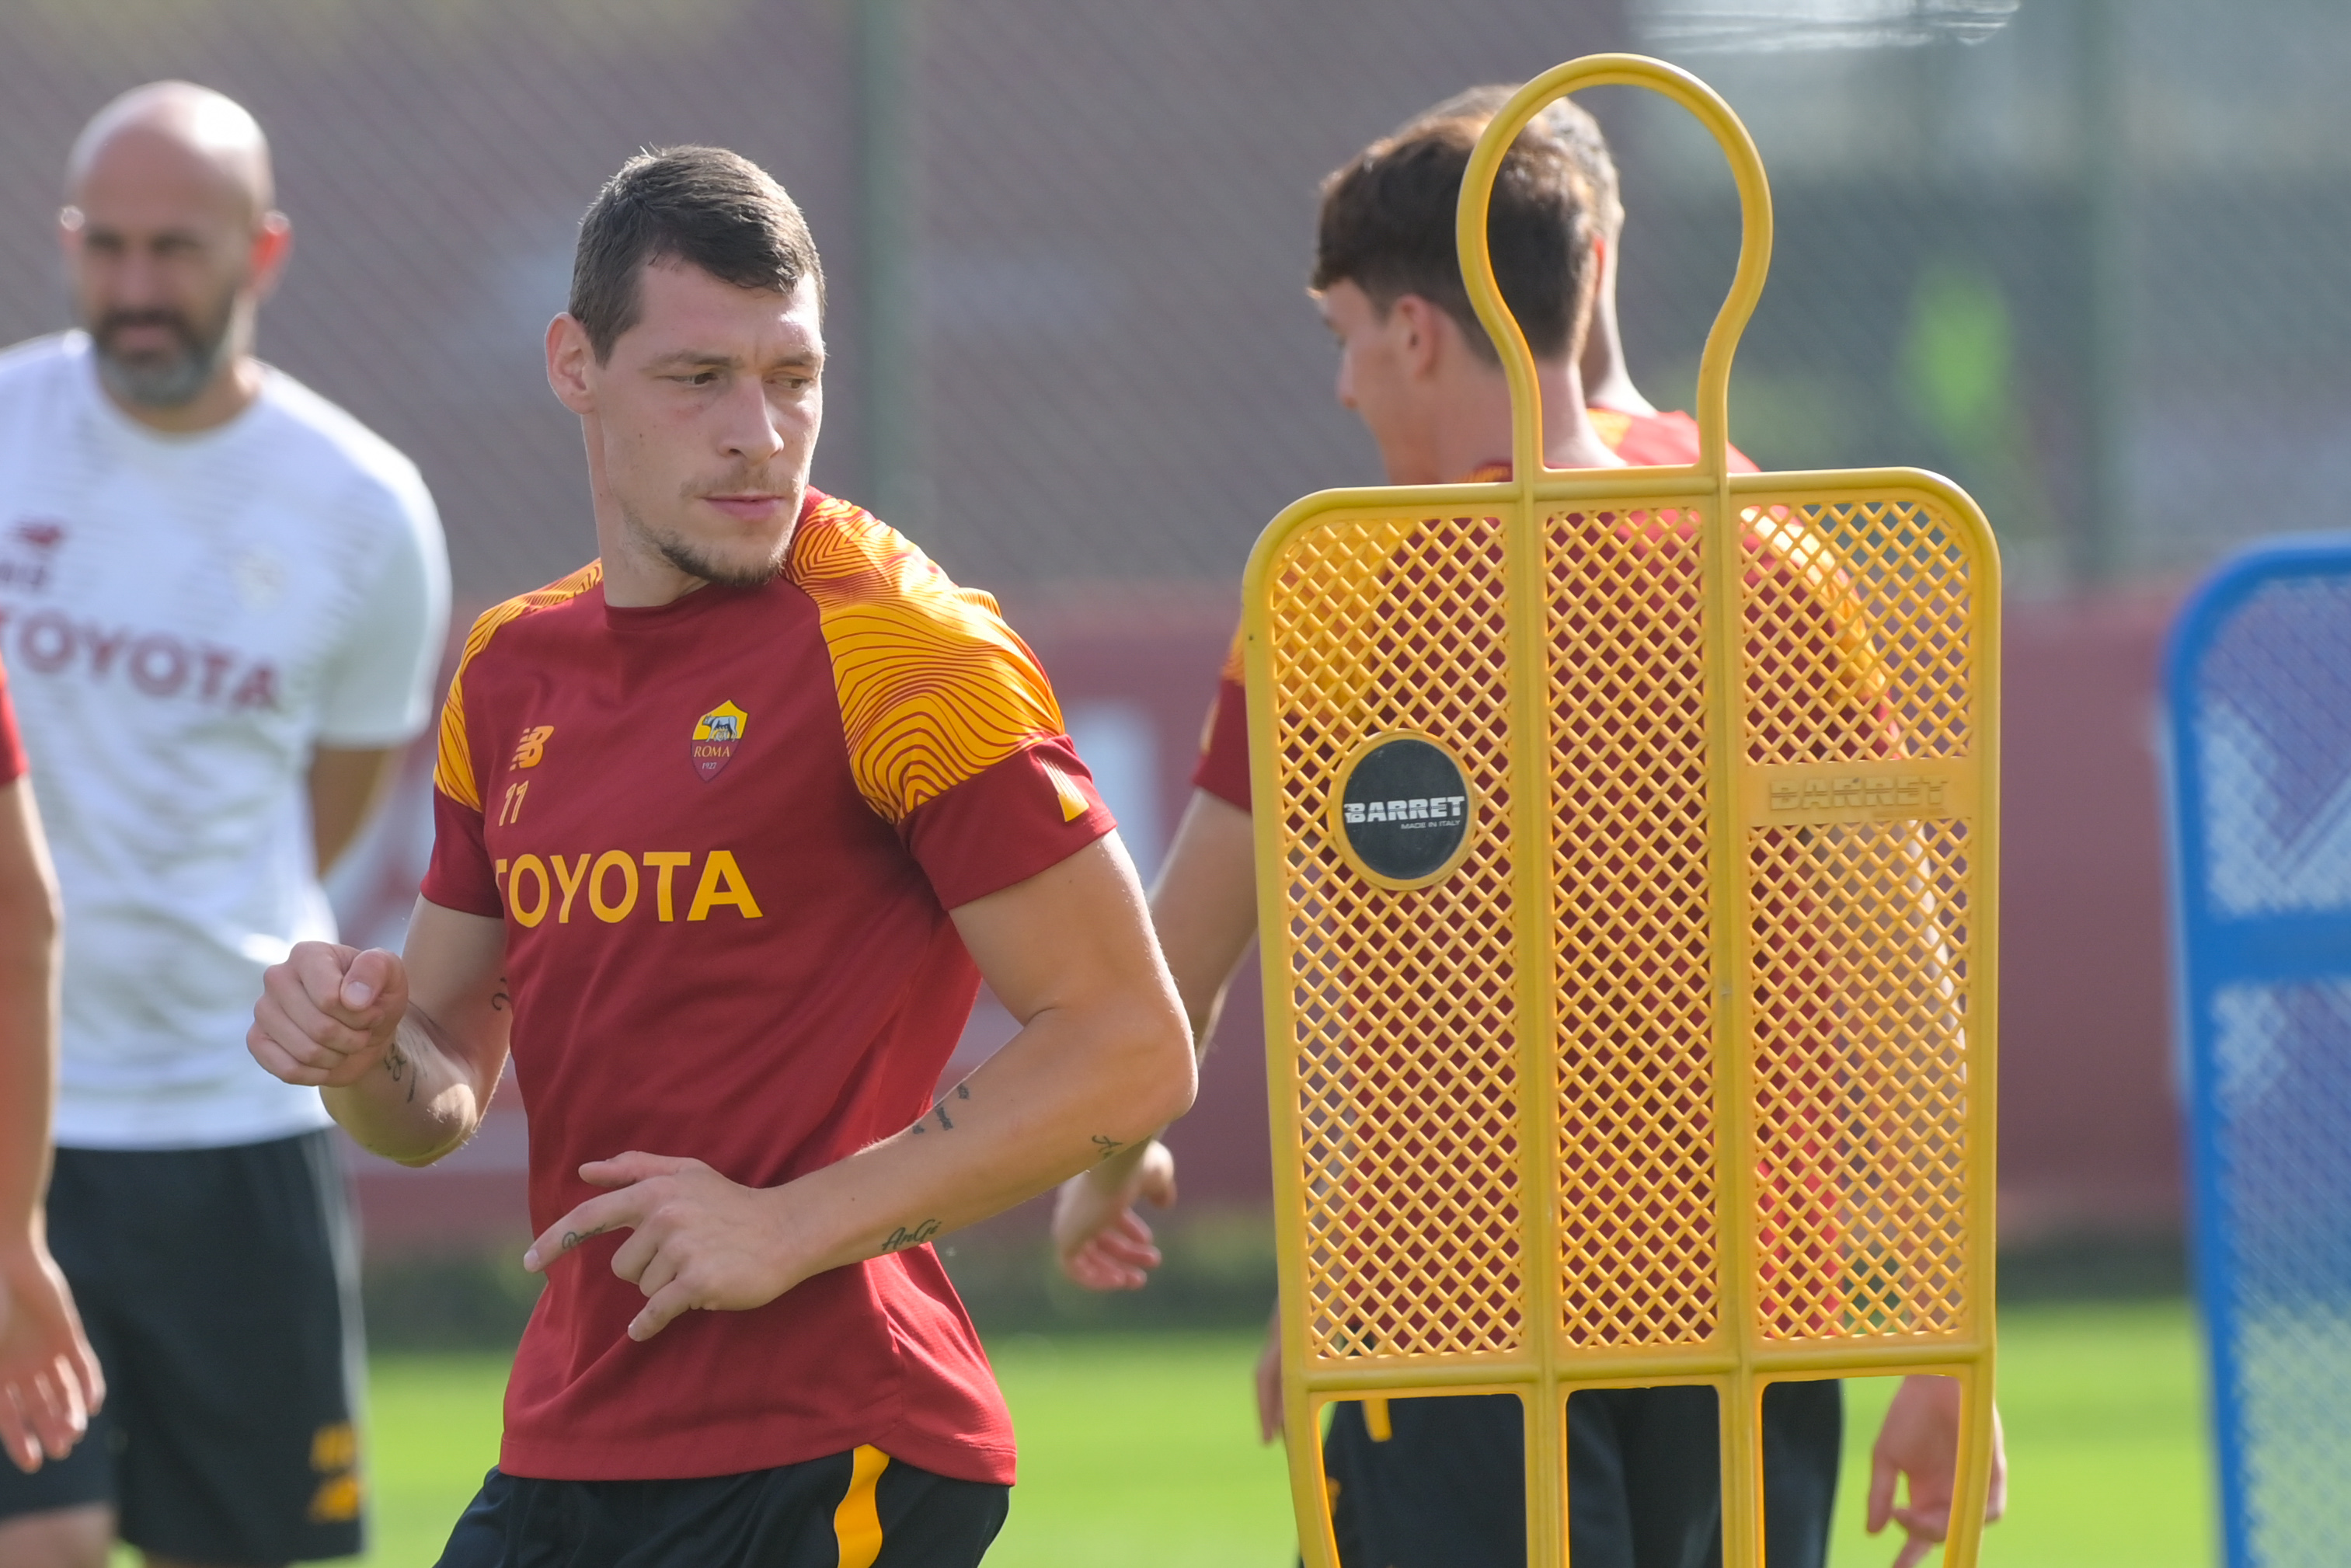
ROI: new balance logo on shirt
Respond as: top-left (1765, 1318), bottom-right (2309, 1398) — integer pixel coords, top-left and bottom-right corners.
top-left (513, 725), bottom-right (556, 768)
top-left (0, 517), bottom-right (64, 591)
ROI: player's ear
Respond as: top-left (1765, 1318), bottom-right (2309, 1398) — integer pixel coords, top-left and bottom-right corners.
top-left (546, 314), bottom-right (597, 414)
top-left (248, 211), bottom-right (293, 301)
top-left (1390, 294), bottom-right (1445, 382)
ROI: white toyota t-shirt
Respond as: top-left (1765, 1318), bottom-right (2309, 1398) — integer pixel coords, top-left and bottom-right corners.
top-left (0, 332), bottom-right (451, 1149)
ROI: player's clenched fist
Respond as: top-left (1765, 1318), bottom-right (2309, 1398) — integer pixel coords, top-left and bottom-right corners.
top-left (247, 942), bottom-right (410, 1088)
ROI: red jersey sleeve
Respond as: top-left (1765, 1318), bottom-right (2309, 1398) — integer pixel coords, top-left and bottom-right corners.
top-left (1192, 677), bottom-right (1250, 812)
top-left (418, 658), bottom-right (500, 911)
top-left (0, 661), bottom-right (26, 788)
top-left (904, 733), bottom-right (1116, 908)
top-left (797, 500), bottom-right (1116, 908)
top-left (418, 566), bottom-right (606, 918)
top-left (1189, 622), bottom-right (1251, 813)
top-left (419, 600), bottom-right (518, 918)
top-left (423, 788), bottom-right (501, 916)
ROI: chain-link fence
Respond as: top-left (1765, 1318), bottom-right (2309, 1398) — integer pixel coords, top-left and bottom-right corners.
top-left (0, 0), bottom-right (1621, 607)
top-left (1620, 0), bottom-right (2351, 591)
top-left (0, 0), bottom-right (857, 604)
top-left (2, 1), bottom-right (2341, 604)
top-left (1, 0), bottom-right (2342, 1270)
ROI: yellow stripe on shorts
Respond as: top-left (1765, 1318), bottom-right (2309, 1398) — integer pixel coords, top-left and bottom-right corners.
top-left (834, 1444), bottom-right (890, 1568)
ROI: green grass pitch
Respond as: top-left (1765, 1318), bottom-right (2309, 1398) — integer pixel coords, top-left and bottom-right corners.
top-left (165, 1299), bottom-right (2207, 1567)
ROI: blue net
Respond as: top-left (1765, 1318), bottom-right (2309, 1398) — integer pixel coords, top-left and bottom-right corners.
top-left (2166, 542), bottom-right (2351, 1568)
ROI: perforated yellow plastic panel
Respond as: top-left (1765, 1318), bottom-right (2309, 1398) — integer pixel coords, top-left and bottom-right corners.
top-left (1242, 58), bottom-right (1998, 1568)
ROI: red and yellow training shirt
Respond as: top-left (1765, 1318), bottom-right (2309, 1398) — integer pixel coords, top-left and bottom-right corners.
top-left (1190, 416), bottom-right (1881, 1331)
top-left (421, 489), bottom-right (1113, 1486)
top-left (1193, 408), bottom-right (1758, 807)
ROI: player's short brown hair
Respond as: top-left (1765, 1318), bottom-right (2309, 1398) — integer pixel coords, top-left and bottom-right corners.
top-left (569, 145), bottom-right (825, 361)
top-left (1312, 103), bottom-right (1597, 364)
top-left (1419, 84), bottom-right (1624, 238)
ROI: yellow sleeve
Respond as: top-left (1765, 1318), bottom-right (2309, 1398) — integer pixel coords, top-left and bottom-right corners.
top-left (431, 561), bottom-right (604, 811)
top-left (794, 500), bottom-right (1066, 824)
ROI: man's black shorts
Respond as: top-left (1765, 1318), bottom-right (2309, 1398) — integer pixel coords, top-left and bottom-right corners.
top-left (0, 1129), bottom-right (366, 1563)
top-left (1320, 1380), bottom-right (1843, 1568)
top-left (437, 1448), bottom-right (1009, 1568)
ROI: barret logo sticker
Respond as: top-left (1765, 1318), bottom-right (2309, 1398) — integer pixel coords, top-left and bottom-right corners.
top-left (692, 701), bottom-right (748, 781)
top-left (1331, 733), bottom-right (1475, 887)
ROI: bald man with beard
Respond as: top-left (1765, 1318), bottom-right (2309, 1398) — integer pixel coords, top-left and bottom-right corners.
top-left (0, 83), bottom-right (449, 1568)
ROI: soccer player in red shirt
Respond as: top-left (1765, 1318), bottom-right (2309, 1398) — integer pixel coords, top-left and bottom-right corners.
top-left (0, 661), bottom-right (105, 1488)
top-left (246, 147), bottom-right (1196, 1567)
top-left (1052, 95), bottom-right (2004, 1568)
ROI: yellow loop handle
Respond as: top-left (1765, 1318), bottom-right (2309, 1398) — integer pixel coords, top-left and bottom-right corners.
top-left (1456, 53), bottom-right (1773, 485)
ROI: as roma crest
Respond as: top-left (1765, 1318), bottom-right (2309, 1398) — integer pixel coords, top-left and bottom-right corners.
top-left (691, 701), bottom-right (748, 782)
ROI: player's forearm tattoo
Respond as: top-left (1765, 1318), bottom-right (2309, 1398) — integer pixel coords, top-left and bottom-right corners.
top-left (1092, 1134), bottom-right (1126, 1162)
top-left (907, 1082), bottom-right (971, 1135)
top-left (385, 1040), bottom-right (417, 1103)
top-left (880, 1218), bottom-right (941, 1253)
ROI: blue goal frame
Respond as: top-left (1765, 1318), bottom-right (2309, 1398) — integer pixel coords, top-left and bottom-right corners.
top-left (2164, 535), bottom-right (2351, 1568)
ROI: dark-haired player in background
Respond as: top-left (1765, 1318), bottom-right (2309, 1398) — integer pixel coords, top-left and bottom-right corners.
top-left (1430, 83), bottom-right (1755, 471)
top-left (1051, 92), bottom-right (2004, 1568)
top-left (248, 145), bottom-right (1196, 1568)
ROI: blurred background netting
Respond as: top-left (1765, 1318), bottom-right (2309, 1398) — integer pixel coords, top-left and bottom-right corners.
top-left (0, 9), bottom-right (2326, 1557)
top-left (0, 0), bottom-right (2339, 1343)
top-left (0, 0), bottom-right (859, 603)
top-left (1621, 0), bottom-right (2351, 592)
top-left (6, 0), bottom-right (2344, 612)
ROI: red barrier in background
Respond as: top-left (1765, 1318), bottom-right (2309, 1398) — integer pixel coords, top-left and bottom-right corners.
top-left (1994, 584), bottom-right (2187, 1242)
top-left (350, 582), bottom-right (2192, 1256)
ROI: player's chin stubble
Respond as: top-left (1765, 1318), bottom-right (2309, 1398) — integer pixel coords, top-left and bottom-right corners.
top-left (624, 505), bottom-right (789, 590)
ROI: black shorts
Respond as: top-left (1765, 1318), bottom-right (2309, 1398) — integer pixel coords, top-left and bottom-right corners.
top-left (1321, 1380), bottom-right (1842, 1568)
top-left (0, 1130), bottom-right (366, 1563)
top-left (436, 1450), bottom-right (1009, 1568)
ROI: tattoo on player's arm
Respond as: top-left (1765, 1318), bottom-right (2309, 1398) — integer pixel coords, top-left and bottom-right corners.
top-left (907, 1082), bottom-right (972, 1136)
top-left (880, 1218), bottom-right (942, 1253)
top-left (385, 1040), bottom-right (417, 1103)
top-left (490, 976), bottom-right (512, 1012)
top-left (1092, 1134), bottom-right (1127, 1162)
